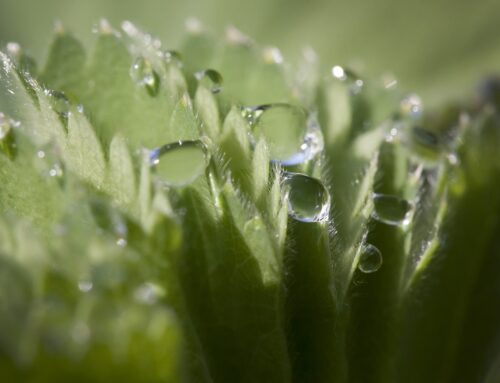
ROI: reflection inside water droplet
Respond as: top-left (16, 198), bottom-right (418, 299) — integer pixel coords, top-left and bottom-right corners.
top-left (282, 172), bottom-right (330, 223)
top-left (194, 69), bottom-right (223, 93)
top-left (358, 243), bottom-right (382, 273)
top-left (242, 103), bottom-right (324, 165)
top-left (130, 56), bottom-right (160, 96)
top-left (372, 193), bottom-right (412, 226)
top-left (150, 140), bottom-right (209, 187)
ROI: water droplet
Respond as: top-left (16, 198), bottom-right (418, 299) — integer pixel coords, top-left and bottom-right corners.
top-left (44, 89), bottom-right (70, 120)
top-left (116, 237), bottom-right (127, 247)
top-left (134, 282), bottom-right (165, 305)
top-left (49, 162), bottom-right (64, 178)
top-left (408, 126), bottom-right (442, 163)
top-left (358, 244), bottom-right (383, 273)
top-left (194, 69), bottom-right (223, 93)
top-left (130, 56), bottom-right (160, 96)
top-left (185, 17), bottom-right (203, 34)
top-left (372, 193), bottom-right (413, 226)
top-left (150, 140), bottom-right (209, 187)
top-left (78, 280), bottom-right (93, 293)
top-left (282, 172), bottom-right (330, 223)
top-left (331, 65), bottom-right (364, 94)
top-left (225, 25), bottom-right (253, 46)
top-left (0, 112), bottom-right (17, 159)
top-left (400, 93), bottom-right (423, 118)
top-left (242, 103), bottom-right (324, 165)
top-left (162, 50), bottom-right (182, 67)
top-left (262, 46), bottom-right (283, 64)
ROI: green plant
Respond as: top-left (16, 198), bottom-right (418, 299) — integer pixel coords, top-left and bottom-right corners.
top-left (0, 20), bottom-right (499, 383)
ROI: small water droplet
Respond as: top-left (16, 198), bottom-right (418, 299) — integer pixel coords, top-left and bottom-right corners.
top-left (447, 153), bottom-right (459, 165)
top-left (130, 56), bottom-right (160, 96)
top-left (0, 112), bottom-right (17, 159)
top-left (242, 103), bottom-right (324, 165)
top-left (49, 163), bottom-right (64, 178)
top-left (6, 42), bottom-right (21, 57)
top-left (385, 124), bottom-right (401, 143)
top-left (194, 69), bottom-right (223, 93)
top-left (282, 172), bottom-right (330, 223)
top-left (331, 65), bottom-right (364, 94)
top-left (134, 282), bottom-right (165, 304)
top-left (116, 237), bottom-right (127, 247)
top-left (78, 280), bottom-right (93, 293)
top-left (162, 50), bottom-right (182, 67)
top-left (44, 89), bottom-right (70, 120)
top-left (185, 17), bottom-right (203, 34)
top-left (262, 46), bottom-right (283, 64)
top-left (358, 244), bottom-right (383, 273)
top-left (150, 140), bottom-right (209, 187)
top-left (225, 25), bottom-right (253, 46)
top-left (372, 193), bottom-right (413, 226)
top-left (400, 93), bottom-right (423, 118)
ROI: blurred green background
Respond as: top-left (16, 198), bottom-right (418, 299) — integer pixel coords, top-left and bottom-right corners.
top-left (1, 0), bottom-right (499, 105)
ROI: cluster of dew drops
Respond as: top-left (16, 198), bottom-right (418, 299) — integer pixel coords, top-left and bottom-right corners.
top-left (0, 21), bottom-right (462, 276)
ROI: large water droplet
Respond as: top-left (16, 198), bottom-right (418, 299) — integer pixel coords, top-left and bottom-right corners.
top-left (358, 244), bottom-right (383, 273)
top-left (194, 69), bottom-right (223, 94)
top-left (0, 112), bottom-right (17, 159)
top-left (372, 193), bottom-right (412, 226)
top-left (130, 56), bottom-right (159, 96)
top-left (242, 103), bottom-right (323, 165)
top-left (150, 140), bottom-right (209, 187)
top-left (408, 126), bottom-right (442, 163)
top-left (282, 172), bottom-right (330, 222)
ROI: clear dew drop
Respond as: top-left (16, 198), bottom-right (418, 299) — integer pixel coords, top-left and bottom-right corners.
top-left (162, 50), bottom-right (182, 67)
top-left (116, 237), bottom-right (127, 247)
top-left (44, 89), bottom-right (70, 120)
top-left (133, 282), bottom-right (165, 305)
top-left (130, 56), bottom-right (160, 96)
top-left (49, 163), bottom-right (64, 178)
top-left (372, 193), bottom-right (413, 226)
top-left (0, 112), bottom-right (17, 159)
top-left (282, 172), bottom-right (330, 223)
top-left (331, 65), bottom-right (364, 94)
top-left (78, 280), bottom-right (93, 293)
top-left (194, 69), bottom-right (223, 94)
top-left (150, 140), bottom-right (209, 187)
top-left (400, 93), bottom-right (423, 118)
top-left (358, 243), bottom-right (383, 273)
top-left (242, 103), bottom-right (324, 165)
top-left (408, 126), bottom-right (442, 164)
